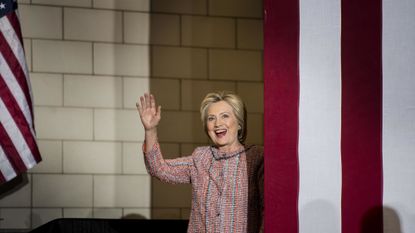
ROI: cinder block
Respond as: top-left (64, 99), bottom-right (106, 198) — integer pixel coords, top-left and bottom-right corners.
top-left (93, 0), bottom-right (149, 11)
top-left (19, 5), bottom-right (62, 39)
top-left (31, 73), bottom-right (63, 106)
top-left (124, 12), bottom-right (150, 44)
top-left (237, 82), bottom-right (263, 113)
top-left (149, 78), bottom-right (180, 110)
top-left (123, 77), bottom-right (149, 109)
top-left (246, 113), bottom-right (263, 145)
top-left (181, 80), bottom-right (235, 111)
top-left (152, 208), bottom-right (181, 219)
top-left (31, 208), bottom-right (62, 229)
top-left (209, 0), bottom-right (262, 18)
top-left (93, 208), bottom-right (122, 218)
top-left (182, 16), bottom-right (235, 48)
top-left (63, 141), bottom-right (122, 174)
top-left (64, 8), bottom-right (122, 42)
top-left (0, 208), bottom-right (31, 229)
top-left (64, 75), bottom-right (122, 108)
top-left (237, 19), bottom-right (263, 50)
top-left (18, 0), bottom-right (30, 4)
top-left (157, 111), bottom-right (207, 143)
top-left (0, 176), bottom-right (31, 207)
top-left (63, 208), bottom-right (93, 218)
top-left (152, 46), bottom-right (207, 79)
top-left (32, 40), bottom-right (92, 74)
top-left (152, 178), bottom-right (191, 208)
top-left (94, 109), bottom-right (144, 141)
top-left (122, 142), bottom-right (147, 174)
top-left (32, 0), bottom-right (92, 7)
top-left (35, 107), bottom-right (93, 140)
top-left (150, 14), bottom-right (180, 45)
top-left (33, 174), bottom-right (93, 207)
top-left (209, 49), bottom-right (262, 81)
top-left (123, 208), bottom-right (151, 219)
top-left (94, 43), bottom-right (149, 76)
top-left (151, 0), bottom-right (207, 15)
top-left (30, 140), bottom-right (63, 173)
top-left (94, 175), bottom-right (150, 207)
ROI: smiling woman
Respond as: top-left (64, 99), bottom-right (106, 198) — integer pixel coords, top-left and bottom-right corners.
top-left (136, 91), bottom-right (263, 233)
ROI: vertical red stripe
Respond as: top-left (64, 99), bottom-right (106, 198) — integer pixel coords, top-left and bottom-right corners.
top-left (264, 0), bottom-right (300, 232)
top-left (341, 0), bottom-right (383, 233)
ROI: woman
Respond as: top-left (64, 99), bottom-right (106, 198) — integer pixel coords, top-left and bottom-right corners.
top-left (136, 91), bottom-right (263, 233)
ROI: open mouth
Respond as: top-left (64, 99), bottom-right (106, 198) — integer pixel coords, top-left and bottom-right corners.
top-left (214, 129), bottom-right (227, 138)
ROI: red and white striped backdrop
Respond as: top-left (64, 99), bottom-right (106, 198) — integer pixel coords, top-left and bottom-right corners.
top-left (264, 0), bottom-right (415, 233)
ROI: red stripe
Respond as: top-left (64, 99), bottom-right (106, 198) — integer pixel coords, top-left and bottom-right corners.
top-left (0, 26), bottom-right (34, 120)
top-left (264, 0), bottom-right (300, 232)
top-left (341, 0), bottom-right (383, 233)
top-left (0, 74), bottom-right (41, 163)
top-left (0, 123), bottom-right (27, 172)
top-left (6, 13), bottom-right (24, 48)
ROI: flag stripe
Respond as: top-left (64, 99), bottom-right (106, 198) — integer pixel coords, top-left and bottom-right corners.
top-left (0, 119), bottom-right (27, 172)
top-left (264, 0), bottom-right (300, 232)
top-left (298, 0), bottom-right (342, 232)
top-left (0, 96), bottom-right (38, 170)
top-left (341, 0), bottom-right (383, 233)
top-left (0, 20), bottom-right (33, 122)
top-left (0, 52), bottom-right (33, 132)
top-left (6, 13), bottom-right (24, 47)
top-left (382, 0), bottom-right (415, 232)
top-left (0, 74), bottom-right (41, 164)
top-left (0, 144), bottom-right (17, 181)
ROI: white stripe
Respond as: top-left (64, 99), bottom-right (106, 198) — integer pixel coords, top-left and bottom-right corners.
top-left (0, 98), bottom-right (37, 169)
top-left (0, 53), bottom-right (34, 132)
top-left (0, 145), bottom-right (17, 181)
top-left (0, 15), bottom-right (31, 83)
top-left (383, 0), bottom-right (415, 233)
top-left (298, 1), bottom-right (342, 233)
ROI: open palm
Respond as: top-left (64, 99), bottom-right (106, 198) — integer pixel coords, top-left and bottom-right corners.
top-left (136, 93), bottom-right (161, 131)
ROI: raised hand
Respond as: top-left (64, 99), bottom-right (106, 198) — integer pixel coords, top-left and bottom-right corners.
top-left (136, 93), bottom-right (161, 131)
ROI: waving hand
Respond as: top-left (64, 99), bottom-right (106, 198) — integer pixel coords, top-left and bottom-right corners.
top-left (136, 93), bottom-right (161, 131)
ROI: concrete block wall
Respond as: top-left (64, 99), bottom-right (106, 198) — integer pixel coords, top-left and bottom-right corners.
top-left (0, 0), bottom-right (263, 231)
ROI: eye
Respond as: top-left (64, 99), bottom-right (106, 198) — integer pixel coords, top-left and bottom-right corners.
top-left (207, 116), bottom-right (215, 121)
top-left (222, 114), bottom-right (229, 119)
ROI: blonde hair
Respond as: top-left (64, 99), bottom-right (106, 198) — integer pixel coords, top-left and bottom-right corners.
top-left (200, 91), bottom-right (247, 144)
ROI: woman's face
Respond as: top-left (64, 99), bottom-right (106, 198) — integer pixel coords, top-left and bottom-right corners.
top-left (206, 101), bottom-right (241, 151)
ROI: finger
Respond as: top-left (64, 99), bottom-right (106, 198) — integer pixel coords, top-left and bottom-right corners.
top-left (150, 94), bottom-right (156, 109)
top-left (156, 105), bottom-right (162, 118)
top-left (144, 93), bottom-right (151, 109)
top-left (136, 101), bottom-right (143, 115)
top-left (140, 96), bottom-right (146, 109)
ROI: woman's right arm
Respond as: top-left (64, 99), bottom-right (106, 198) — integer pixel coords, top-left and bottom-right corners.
top-left (136, 93), bottom-right (191, 184)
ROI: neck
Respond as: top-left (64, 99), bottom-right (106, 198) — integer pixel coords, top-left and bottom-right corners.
top-left (216, 142), bottom-right (243, 153)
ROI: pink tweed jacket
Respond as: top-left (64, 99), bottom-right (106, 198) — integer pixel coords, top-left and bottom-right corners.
top-left (144, 143), bottom-right (264, 233)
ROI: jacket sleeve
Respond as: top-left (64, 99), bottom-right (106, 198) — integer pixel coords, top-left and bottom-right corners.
top-left (143, 143), bottom-right (192, 184)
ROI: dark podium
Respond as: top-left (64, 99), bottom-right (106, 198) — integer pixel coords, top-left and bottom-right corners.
top-left (30, 218), bottom-right (189, 233)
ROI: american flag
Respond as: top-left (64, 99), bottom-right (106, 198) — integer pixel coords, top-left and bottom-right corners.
top-left (265, 0), bottom-right (415, 233)
top-left (0, 0), bottom-right (41, 184)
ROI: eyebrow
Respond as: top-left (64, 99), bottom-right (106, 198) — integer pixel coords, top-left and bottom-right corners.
top-left (207, 111), bottom-right (231, 116)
